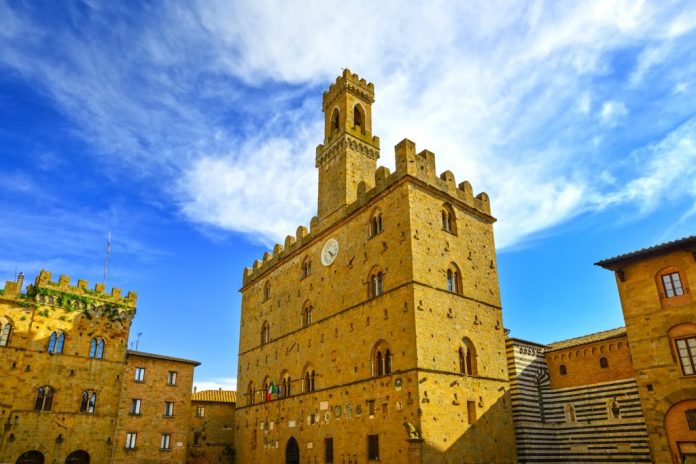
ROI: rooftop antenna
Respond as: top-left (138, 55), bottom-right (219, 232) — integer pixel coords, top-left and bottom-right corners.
top-left (102, 230), bottom-right (111, 285)
top-left (135, 332), bottom-right (142, 351)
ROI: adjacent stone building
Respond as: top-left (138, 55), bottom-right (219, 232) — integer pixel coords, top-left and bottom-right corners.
top-left (189, 390), bottom-right (236, 464)
top-left (235, 69), bottom-right (517, 464)
top-left (597, 235), bottom-right (696, 463)
top-left (0, 270), bottom-right (200, 464)
top-left (508, 329), bottom-right (651, 463)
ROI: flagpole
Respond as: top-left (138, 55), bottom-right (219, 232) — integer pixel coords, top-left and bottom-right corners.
top-left (103, 231), bottom-right (111, 285)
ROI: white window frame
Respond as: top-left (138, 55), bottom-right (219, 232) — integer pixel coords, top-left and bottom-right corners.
top-left (167, 371), bottom-right (177, 385)
top-left (134, 367), bottom-right (145, 382)
top-left (196, 406), bottom-right (205, 418)
top-left (130, 398), bottom-right (141, 415)
top-left (125, 432), bottom-right (137, 449)
top-left (160, 433), bottom-right (171, 450)
top-left (164, 401), bottom-right (174, 417)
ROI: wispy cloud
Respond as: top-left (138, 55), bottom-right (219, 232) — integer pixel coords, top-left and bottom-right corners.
top-left (1, 0), bottom-right (695, 250)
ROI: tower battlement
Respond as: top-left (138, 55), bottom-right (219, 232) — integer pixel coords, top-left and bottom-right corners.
top-left (322, 68), bottom-right (375, 111)
top-left (242, 138), bottom-right (492, 286)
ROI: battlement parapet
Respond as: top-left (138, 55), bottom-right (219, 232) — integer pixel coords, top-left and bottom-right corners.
top-left (242, 138), bottom-right (493, 287)
top-left (31, 270), bottom-right (137, 308)
top-left (322, 68), bottom-right (375, 111)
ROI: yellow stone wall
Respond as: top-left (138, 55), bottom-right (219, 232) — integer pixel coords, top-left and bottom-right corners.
top-left (0, 271), bottom-right (135, 464)
top-left (112, 353), bottom-right (197, 464)
top-left (0, 271), bottom-right (199, 464)
top-left (606, 247), bottom-right (696, 463)
top-left (235, 70), bottom-right (516, 464)
top-left (189, 397), bottom-right (235, 463)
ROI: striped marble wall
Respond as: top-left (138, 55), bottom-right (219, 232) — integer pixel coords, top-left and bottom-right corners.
top-left (507, 338), bottom-right (652, 463)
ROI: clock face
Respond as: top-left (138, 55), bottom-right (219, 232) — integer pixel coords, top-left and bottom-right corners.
top-left (321, 238), bottom-right (339, 266)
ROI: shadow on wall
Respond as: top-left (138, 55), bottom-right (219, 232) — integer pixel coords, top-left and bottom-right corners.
top-left (419, 392), bottom-right (516, 464)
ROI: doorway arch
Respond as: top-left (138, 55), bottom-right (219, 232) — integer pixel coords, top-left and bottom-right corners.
top-left (16, 451), bottom-right (44, 464)
top-left (286, 436), bottom-right (300, 464)
top-left (65, 450), bottom-right (90, 464)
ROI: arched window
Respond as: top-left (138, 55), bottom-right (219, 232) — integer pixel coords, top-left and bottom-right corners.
top-left (303, 365), bottom-right (316, 393)
top-left (263, 282), bottom-right (271, 301)
top-left (372, 341), bottom-right (393, 377)
top-left (368, 268), bottom-right (384, 298)
top-left (369, 208), bottom-right (383, 238)
top-left (564, 404), bottom-right (576, 422)
top-left (459, 339), bottom-right (477, 375)
top-left (247, 382), bottom-right (255, 405)
top-left (80, 391), bottom-right (89, 413)
top-left (0, 320), bottom-right (13, 347)
top-left (600, 356), bottom-right (609, 368)
top-left (559, 364), bottom-right (567, 376)
top-left (261, 322), bottom-right (270, 345)
top-left (441, 203), bottom-right (457, 234)
top-left (89, 338), bottom-right (105, 359)
top-left (302, 303), bottom-right (314, 327)
top-left (331, 108), bottom-right (340, 133)
top-left (447, 264), bottom-right (462, 294)
top-left (301, 259), bottom-right (312, 278)
top-left (353, 104), bottom-right (364, 130)
top-left (47, 331), bottom-right (65, 354)
top-left (34, 386), bottom-right (54, 411)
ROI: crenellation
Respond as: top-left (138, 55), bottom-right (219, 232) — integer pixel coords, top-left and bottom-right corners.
top-left (296, 225), bottom-right (308, 240)
top-left (457, 181), bottom-right (474, 205)
top-left (27, 269), bottom-right (137, 308)
top-left (375, 166), bottom-right (391, 185)
top-left (273, 244), bottom-right (283, 257)
top-left (475, 192), bottom-right (490, 214)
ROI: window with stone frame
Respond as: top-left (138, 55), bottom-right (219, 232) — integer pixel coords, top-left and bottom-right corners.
top-left (196, 406), bottom-right (205, 418)
top-left (167, 371), bottom-right (177, 385)
top-left (447, 263), bottom-right (462, 294)
top-left (34, 386), bottom-right (54, 411)
top-left (559, 364), bottom-right (567, 376)
top-left (89, 337), bottom-right (105, 359)
top-left (125, 432), bottom-right (137, 449)
top-left (441, 203), bottom-right (457, 234)
top-left (676, 336), bottom-right (696, 375)
top-left (0, 319), bottom-right (12, 346)
top-left (160, 433), bottom-right (171, 450)
top-left (369, 210), bottom-right (383, 238)
top-left (164, 401), bottom-right (174, 417)
top-left (368, 269), bottom-right (384, 298)
top-left (134, 367), bottom-right (145, 382)
top-left (600, 356), bottom-right (609, 369)
top-left (686, 409), bottom-right (696, 430)
top-left (662, 271), bottom-right (685, 298)
top-left (261, 321), bottom-right (270, 345)
top-left (130, 398), bottom-right (141, 415)
top-left (47, 331), bottom-right (65, 354)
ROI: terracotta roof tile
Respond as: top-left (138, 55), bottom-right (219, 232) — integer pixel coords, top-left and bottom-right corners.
top-left (192, 390), bottom-right (237, 404)
top-left (595, 235), bottom-right (696, 270)
top-left (547, 327), bottom-right (626, 351)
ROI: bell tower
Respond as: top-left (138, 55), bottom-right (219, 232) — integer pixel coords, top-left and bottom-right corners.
top-left (316, 69), bottom-right (380, 222)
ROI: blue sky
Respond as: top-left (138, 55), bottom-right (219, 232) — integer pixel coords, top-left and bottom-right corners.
top-left (1, 0), bottom-right (695, 391)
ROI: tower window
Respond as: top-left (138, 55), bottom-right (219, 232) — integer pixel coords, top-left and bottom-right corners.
top-left (0, 320), bottom-right (12, 346)
top-left (164, 401), bottom-right (174, 417)
top-left (331, 108), bottom-right (340, 132)
top-left (301, 259), bottom-right (312, 278)
top-left (662, 272), bottom-right (684, 297)
top-left (48, 331), bottom-right (65, 354)
top-left (447, 264), bottom-right (462, 294)
top-left (261, 321), bottom-right (270, 345)
top-left (559, 364), bottom-right (567, 376)
top-left (80, 391), bottom-right (97, 413)
top-left (303, 305), bottom-right (314, 327)
top-left (441, 203), bottom-right (457, 234)
top-left (89, 337), bottom-right (105, 359)
top-left (263, 282), bottom-right (271, 301)
top-left (600, 357), bottom-right (609, 369)
top-left (125, 432), bottom-right (137, 449)
top-left (459, 339), bottom-right (477, 375)
top-left (369, 213), bottom-right (383, 237)
top-left (369, 271), bottom-right (384, 298)
top-left (354, 104), bottom-right (364, 130)
top-left (34, 386), bottom-right (54, 411)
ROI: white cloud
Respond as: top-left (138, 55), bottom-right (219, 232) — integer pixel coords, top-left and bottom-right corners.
top-left (1, 0), bottom-right (695, 252)
top-left (194, 377), bottom-right (237, 392)
top-left (599, 100), bottom-right (629, 126)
